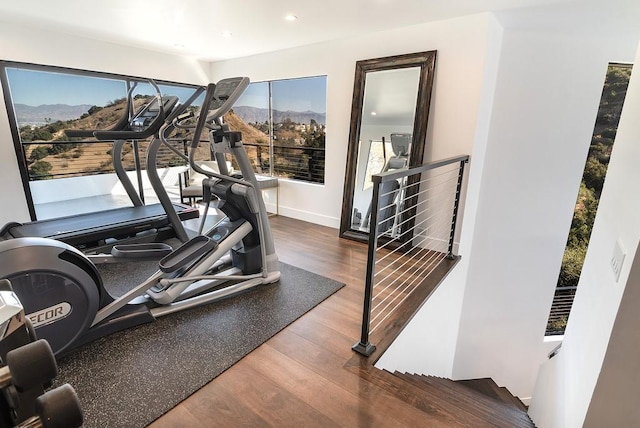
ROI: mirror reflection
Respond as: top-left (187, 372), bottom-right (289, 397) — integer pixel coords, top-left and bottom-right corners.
top-left (351, 67), bottom-right (420, 232)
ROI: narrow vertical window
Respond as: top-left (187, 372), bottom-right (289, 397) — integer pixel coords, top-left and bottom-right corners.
top-left (546, 63), bottom-right (633, 335)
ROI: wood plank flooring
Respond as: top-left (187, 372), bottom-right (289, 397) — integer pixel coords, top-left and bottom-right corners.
top-left (149, 216), bottom-right (530, 427)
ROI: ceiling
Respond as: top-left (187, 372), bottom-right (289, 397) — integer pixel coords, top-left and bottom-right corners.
top-left (0, 0), bottom-right (608, 62)
top-left (361, 67), bottom-right (422, 126)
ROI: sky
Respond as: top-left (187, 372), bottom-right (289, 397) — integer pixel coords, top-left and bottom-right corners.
top-left (7, 68), bottom-right (127, 106)
top-left (6, 67), bottom-right (326, 113)
top-left (7, 68), bottom-right (200, 107)
top-left (217, 76), bottom-right (327, 113)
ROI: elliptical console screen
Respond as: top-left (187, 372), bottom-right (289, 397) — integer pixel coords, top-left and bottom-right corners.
top-left (209, 77), bottom-right (249, 119)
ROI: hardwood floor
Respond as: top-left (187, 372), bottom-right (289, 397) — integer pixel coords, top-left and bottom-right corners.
top-left (149, 216), bottom-right (531, 427)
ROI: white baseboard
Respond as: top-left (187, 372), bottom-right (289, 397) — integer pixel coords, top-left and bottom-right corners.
top-left (277, 205), bottom-right (340, 229)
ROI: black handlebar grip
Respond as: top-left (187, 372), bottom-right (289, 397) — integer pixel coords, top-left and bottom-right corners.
top-left (63, 129), bottom-right (96, 138)
top-left (6, 339), bottom-right (58, 391)
top-left (35, 384), bottom-right (84, 428)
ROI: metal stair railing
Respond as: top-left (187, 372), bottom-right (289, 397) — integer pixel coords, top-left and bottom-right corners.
top-left (353, 154), bottom-right (469, 357)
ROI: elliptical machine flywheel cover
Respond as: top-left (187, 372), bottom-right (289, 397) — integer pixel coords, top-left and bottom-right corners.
top-left (0, 238), bottom-right (102, 356)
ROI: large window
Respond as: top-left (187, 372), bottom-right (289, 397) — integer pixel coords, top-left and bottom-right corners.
top-left (1, 62), bottom-right (201, 219)
top-left (226, 76), bottom-right (327, 184)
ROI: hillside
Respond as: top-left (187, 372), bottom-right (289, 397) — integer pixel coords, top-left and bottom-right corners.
top-left (224, 110), bottom-right (270, 144)
top-left (22, 98), bottom-right (325, 183)
top-left (23, 97), bottom-right (209, 180)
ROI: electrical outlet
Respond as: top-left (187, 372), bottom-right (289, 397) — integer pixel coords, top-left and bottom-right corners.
top-left (610, 239), bottom-right (626, 282)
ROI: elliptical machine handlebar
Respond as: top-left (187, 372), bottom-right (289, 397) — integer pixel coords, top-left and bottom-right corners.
top-left (189, 83), bottom-right (218, 149)
top-left (165, 86), bottom-right (205, 125)
top-left (64, 81), bottom-right (139, 138)
top-left (189, 77), bottom-right (249, 149)
top-left (93, 95), bottom-right (177, 141)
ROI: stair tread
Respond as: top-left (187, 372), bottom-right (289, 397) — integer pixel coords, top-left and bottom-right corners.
top-left (416, 375), bottom-right (521, 412)
top-left (361, 369), bottom-right (492, 426)
top-left (388, 372), bottom-right (534, 427)
top-left (414, 374), bottom-right (533, 426)
top-left (458, 378), bottom-right (528, 412)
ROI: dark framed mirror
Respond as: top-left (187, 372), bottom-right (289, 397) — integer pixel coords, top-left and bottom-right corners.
top-left (340, 51), bottom-right (437, 242)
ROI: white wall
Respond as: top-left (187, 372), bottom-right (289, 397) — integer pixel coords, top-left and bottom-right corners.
top-left (209, 13), bottom-right (501, 228)
top-left (0, 20), bottom-right (210, 225)
top-left (30, 166), bottom-right (189, 205)
top-left (529, 41), bottom-right (640, 428)
top-left (582, 242), bottom-right (640, 427)
top-left (375, 14), bottom-right (504, 378)
top-left (30, 174), bottom-right (120, 204)
top-left (377, 27), bottom-right (639, 401)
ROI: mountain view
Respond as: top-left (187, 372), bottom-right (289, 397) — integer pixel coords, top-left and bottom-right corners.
top-left (233, 106), bottom-right (326, 126)
top-left (18, 97), bottom-right (326, 184)
top-left (14, 103), bottom-right (93, 126)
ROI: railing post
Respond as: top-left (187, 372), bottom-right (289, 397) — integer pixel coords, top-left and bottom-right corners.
top-left (352, 176), bottom-right (381, 357)
top-left (447, 160), bottom-right (467, 258)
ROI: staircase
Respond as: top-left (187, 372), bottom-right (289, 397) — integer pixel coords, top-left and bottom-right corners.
top-left (386, 371), bottom-right (535, 427)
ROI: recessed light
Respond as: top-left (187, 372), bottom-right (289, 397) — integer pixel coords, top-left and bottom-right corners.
top-left (285, 14), bottom-right (297, 21)
top-left (371, 111), bottom-right (377, 116)
top-left (221, 31), bottom-right (233, 38)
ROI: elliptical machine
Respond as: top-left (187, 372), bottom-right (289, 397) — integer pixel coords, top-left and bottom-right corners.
top-left (0, 77), bottom-right (280, 356)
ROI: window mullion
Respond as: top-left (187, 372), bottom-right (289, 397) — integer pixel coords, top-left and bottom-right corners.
top-left (268, 81), bottom-right (274, 177)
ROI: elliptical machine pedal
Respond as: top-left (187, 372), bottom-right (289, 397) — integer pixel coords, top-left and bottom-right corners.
top-left (158, 236), bottom-right (217, 273)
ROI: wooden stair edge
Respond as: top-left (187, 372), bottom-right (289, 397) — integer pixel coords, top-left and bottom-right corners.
top-left (414, 374), bottom-right (533, 426)
top-left (388, 371), bottom-right (535, 428)
top-left (392, 372), bottom-right (525, 427)
top-left (457, 377), bottom-right (529, 413)
top-left (346, 367), bottom-right (495, 427)
top-left (498, 386), bottom-right (529, 412)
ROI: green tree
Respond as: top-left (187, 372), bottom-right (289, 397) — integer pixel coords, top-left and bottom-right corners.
top-left (29, 146), bottom-right (49, 163)
top-left (567, 183), bottom-right (598, 248)
top-left (20, 127), bottom-right (53, 142)
top-left (582, 157), bottom-right (607, 195)
top-left (588, 142), bottom-right (610, 163)
top-left (29, 160), bottom-right (52, 179)
top-left (558, 246), bottom-right (587, 288)
top-left (87, 105), bottom-right (103, 115)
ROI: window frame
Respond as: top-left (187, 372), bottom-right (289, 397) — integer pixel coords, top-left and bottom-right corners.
top-left (0, 60), bottom-right (199, 220)
top-left (230, 75), bottom-right (327, 184)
